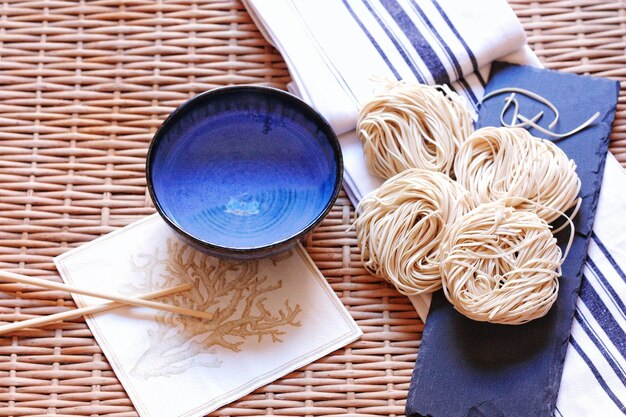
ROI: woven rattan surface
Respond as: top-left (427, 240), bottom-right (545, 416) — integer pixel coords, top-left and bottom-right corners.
top-left (0, 1), bottom-right (624, 416)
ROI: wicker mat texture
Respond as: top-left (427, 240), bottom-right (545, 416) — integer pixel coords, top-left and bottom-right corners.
top-left (0, 1), bottom-right (624, 416)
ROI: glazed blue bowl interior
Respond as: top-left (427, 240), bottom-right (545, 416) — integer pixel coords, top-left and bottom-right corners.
top-left (148, 86), bottom-right (341, 256)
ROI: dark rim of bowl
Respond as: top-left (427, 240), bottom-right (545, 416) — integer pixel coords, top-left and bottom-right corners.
top-left (146, 85), bottom-right (344, 256)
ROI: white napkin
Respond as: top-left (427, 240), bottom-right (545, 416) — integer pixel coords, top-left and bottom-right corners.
top-left (244, 0), bottom-right (626, 414)
top-left (55, 215), bottom-right (361, 417)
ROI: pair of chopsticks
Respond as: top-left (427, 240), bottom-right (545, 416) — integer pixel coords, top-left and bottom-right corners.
top-left (0, 270), bottom-right (212, 335)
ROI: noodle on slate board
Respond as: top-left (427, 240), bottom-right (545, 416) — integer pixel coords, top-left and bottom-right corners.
top-left (454, 126), bottom-right (581, 224)
top-left (439, 202), bottom-right (562, 325)
top-left (357, 80), bottom-right (474, 179)
top-left (354, 169), bottom-right (474, 295)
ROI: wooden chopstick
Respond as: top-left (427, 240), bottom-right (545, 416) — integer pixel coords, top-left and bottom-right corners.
top-left (0, 283), bottom-right (193, 335)
top-left (0, 270), bottom-right (213, 320)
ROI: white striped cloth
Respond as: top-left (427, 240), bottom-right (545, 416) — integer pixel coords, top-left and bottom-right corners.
top-left (244, 0), bottom-right (626, 414)
top-left (557, 153), bottom-right (626, 416)
top-left (246, 0), bottom-right (530, 134)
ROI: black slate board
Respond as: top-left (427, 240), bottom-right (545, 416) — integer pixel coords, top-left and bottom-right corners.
top-left (406, 63), bottom-right (619, 417)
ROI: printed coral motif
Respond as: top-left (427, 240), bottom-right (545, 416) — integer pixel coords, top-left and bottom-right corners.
top-left (128, 239), bottom-right (302, 379)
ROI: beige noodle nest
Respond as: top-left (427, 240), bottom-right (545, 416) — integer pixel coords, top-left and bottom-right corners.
top-left (454, 126), bottom-right (581, 224)
top-left (440, 202), bottom-right (562, 325)
top-left (358, 80), bottom-right (474, 179)
top-left (354, 169), bottom-right (474, 295)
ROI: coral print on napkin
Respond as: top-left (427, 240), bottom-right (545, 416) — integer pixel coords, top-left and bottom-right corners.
top-left (54, 214), bottom-right (361, 417)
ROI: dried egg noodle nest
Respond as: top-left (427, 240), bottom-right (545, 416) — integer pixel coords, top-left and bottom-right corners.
top-left (440, 202), bottom-right (562, 325)
top-left (354, 169), bottom-right (474, 295)
top-left (454, 126), bottom-right (581, 224)
top-left (358, 80), bottom-right (474, 179)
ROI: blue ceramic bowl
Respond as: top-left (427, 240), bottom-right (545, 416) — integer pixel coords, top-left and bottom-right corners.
top-left (146, 86), bottom-right (342, 259)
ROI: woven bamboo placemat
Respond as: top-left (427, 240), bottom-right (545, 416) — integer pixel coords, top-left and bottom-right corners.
top-left (0, 1), bottom-right (624, 416)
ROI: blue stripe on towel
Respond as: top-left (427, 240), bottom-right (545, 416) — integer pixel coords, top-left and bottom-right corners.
top-left (458, 77), bottom-right (479, 107)
top-left (570, 337), bottom-right (626, 413)
top-left (429, 0), bottom-right (486, 86)
top-left (575, 307), bottom-right (626, 385)
top-left (341, 0), bottom-right (401, 80)
top-left (592, 232), bottom-right (626, 283)
top-left (579, 272), bottom-right (626, 360)
top-left (407, 0), bottom-right (461, 79)
top-left (377, 0), bottom-right (450, 84)
top-left (586, 257), bottom-right (626, 321)
top-left (361, 0), bottom-right (426, 82)
top-left (406, 1), bottom-right (478, 106)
